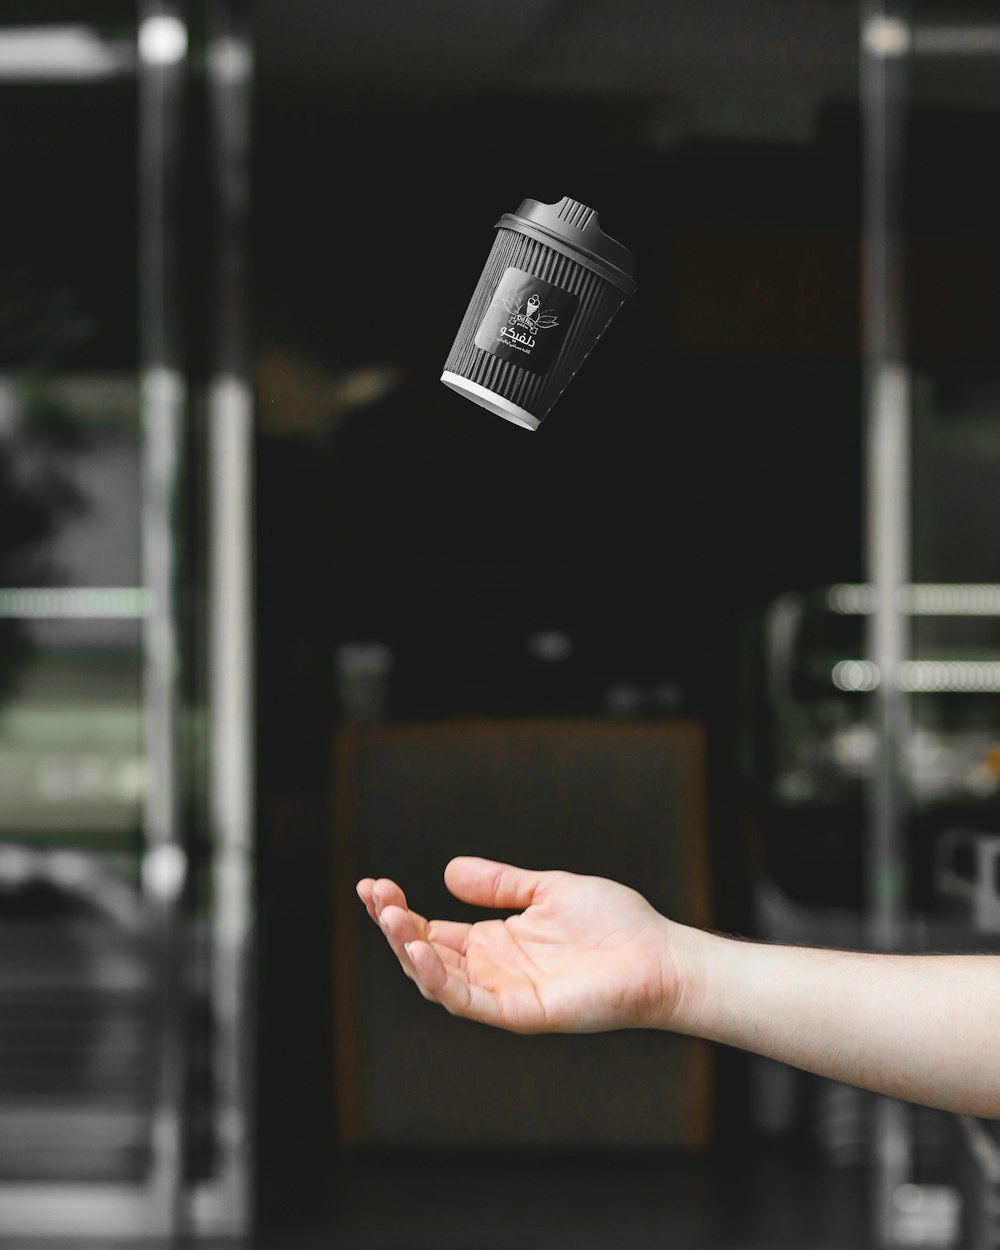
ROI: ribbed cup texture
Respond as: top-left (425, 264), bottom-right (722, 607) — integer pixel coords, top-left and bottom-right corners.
top-left (556, 198), bottom-right (595, 231)
top-left (443, 227), bottom-right (626, 423)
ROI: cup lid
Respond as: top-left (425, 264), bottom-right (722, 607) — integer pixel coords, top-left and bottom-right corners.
top-left (498, 196), bottom-right (637, 295)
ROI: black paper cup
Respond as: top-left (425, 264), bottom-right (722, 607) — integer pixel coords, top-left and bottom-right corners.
top-left (441, 196), bottom-right (637, 431)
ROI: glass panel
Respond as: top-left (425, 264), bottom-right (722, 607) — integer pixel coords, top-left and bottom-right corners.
top-left (0, 6), bottom-right (153, 1195)
top-left (905, 3), bottom-right (1000, 957)
top-left (0, 3), bottom-right (252, 1235)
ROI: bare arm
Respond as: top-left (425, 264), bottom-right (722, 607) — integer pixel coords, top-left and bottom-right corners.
top-left (679, 933), bottom-right (1000, 1117)
top-left (357, 858), bottom-right (1000, 1118)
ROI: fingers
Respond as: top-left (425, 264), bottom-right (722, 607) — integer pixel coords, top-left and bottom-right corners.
top-left (426, 918), bottom-right (473, 955)
top-left (375, 903), bottom-right (419, 970)
top-left (355, 874), bottom-right (517, 1028)
top-left (404, 939), bottom-right (502, 1026)
top-left (356, 877), bottom-right (420, 979)
top-left (381, 905), bottom-right (462, 971)
top-left (444, 857), bottom-right (544, 912)
top-left (401, 938), bottom-right (448, 992)
top-left (360, 862), bottom-right (546, 921)
top-left (356, 876), bottom-right (404, 924)
top-left (355, 879), bottom-right (466, 979)
top-left (356, 878), bottom-right (377, 922)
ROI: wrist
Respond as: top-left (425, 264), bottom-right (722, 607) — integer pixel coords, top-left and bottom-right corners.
top-left (649, 918), bottom-right (722, 1036)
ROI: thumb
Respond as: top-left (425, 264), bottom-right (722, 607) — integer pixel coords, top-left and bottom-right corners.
top-left (444, 857), bottom-right (544, 911)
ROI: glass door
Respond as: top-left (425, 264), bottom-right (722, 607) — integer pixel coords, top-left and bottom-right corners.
top-left (0, 2), bottom-right (253, 1238)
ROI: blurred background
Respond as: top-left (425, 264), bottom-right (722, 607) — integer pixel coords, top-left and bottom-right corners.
top-left (1, 1), bottom-right (1000, 1246)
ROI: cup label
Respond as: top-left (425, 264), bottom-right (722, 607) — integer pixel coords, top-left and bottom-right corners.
top-left (474, 267), bottom-right (578, 375)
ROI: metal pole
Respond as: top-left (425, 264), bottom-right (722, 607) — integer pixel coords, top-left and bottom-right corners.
top-left (194, 0), bottom-right (255, 1235)
top-left (138, 0), bottom-right (189, 1236)
top-left (860, 1), bottom-right (913, 1243)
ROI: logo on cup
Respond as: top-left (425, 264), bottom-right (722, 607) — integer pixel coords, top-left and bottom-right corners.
top-left (474, 266), bottom-right (579, 376)
top-left (502, 290), bottom-right (560, 334)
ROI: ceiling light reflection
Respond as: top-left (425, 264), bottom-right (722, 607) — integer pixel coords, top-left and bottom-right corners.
top-left (0, 25), bottom-right (133, 80)
top-left (138, 14), bottom-right (187, 66)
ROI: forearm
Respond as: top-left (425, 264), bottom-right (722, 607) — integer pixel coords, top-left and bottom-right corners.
top-left (664, 927), bottom-right (1000, 1117)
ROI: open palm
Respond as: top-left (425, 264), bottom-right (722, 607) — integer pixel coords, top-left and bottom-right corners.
top-left (356, 857), bottom-right (685, 1034)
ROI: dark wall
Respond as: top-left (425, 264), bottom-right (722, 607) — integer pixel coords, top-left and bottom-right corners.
top-left (250, 4), bottom-right (1000, 1212)
top-left (251, 86), bottom-right (866, 1198)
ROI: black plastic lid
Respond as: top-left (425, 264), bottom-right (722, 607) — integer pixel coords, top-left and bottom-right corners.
top-left (497, 196), bottom-right (637, 296)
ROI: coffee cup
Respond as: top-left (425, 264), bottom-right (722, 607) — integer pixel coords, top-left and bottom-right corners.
top-left (441, 196), bottom-right (637, 431)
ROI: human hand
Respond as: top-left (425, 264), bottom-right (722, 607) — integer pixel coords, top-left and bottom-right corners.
top-left (356, 857), bottom-right (694, 1034)
top-left (366, 858), bottom-right (1000, 1116)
